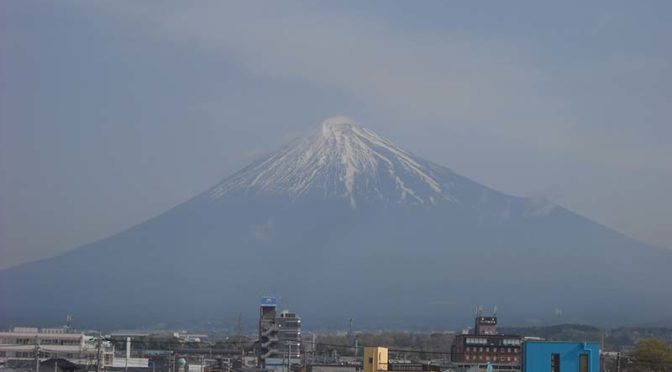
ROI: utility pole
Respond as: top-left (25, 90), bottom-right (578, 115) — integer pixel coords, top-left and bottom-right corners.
top-left (96, 331), bottom-right (102, 372)
top-left (34, 335), bottom-right (41, 372)
top-left (238, 313), bottom-right (244, 361)
top-left (312, 333), bottom-right (317, 365)
top-left (287, 342), bottom-right (291, 372)
top-left (616, 352), bottom-right (621, 372)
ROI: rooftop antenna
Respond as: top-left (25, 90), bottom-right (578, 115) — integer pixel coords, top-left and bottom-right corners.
top-left (493, 305), bottom-right (498, 317)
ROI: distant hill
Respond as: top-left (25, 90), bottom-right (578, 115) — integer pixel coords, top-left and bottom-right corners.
top-left (501, 324), bottom-right (603, 342)
top-left (501, 324), bottom-right (672, 349)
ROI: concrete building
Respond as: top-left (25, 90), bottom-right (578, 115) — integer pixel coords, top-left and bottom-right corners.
top-left (277, 311), bottom-right (301, 358)
top-left (363, 347), bottom-right (439, 372)
top-left (521, 341), bottom-right (600, 372)
top-left (258, 296), bottom-right (279, 369)
top-left (258, 297), bottom-right (302, 372)
top-left (451, 313), bottom-right (522, 370)
top-left (0, 327), bottom-right (113, 368)
top-left (363, 347), bottom-right (388, 372)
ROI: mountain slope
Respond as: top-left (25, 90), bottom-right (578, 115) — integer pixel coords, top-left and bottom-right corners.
top-left (210, 117), bottom-right (449, 206)
top-left (1, 117), bottom-right (671, 329)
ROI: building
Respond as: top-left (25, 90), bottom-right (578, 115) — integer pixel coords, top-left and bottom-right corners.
top-left (363, 347), bottom-right (388, 372)
top-left (363, 347), bottom-right (439, 372)
top-left (258, 297), bottom-right (302, 372)
top-left (451, 313), bottom-right (522, 370)
top-left (259, 296), bottom-right (279, 369)
top-left (521, 341), bottom-right (600, 372)
top-left (0, 327), bottom-right (113, 368)
top-left (277, 311), bottom-right (302, 361)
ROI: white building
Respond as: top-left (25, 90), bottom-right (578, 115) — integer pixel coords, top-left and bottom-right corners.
top-left (0, 327), bottom-right (113, 368)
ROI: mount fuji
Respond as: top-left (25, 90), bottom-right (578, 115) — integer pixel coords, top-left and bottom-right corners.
top-left (2, 117), bottom-right (671, 329)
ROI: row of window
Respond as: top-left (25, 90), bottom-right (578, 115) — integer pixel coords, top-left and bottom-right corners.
top-left (39, 339), bottom-right (80, 345)
top-left (502, 339), bottom-right (522, 346)
top-left (549, 353), bottom-right (590, 372)
top-left (0, 338), bottom-right (80, 345)
top-left (464, 338), bottom-right (522, 346)
top-left (465, 337), bottom-right (488, 345)
top-left (465, 355), bottom-right (518, 362)
top-left (465, 347), bottom-right (517, 353)
top-left (6, 351), bottom-right (81, 358)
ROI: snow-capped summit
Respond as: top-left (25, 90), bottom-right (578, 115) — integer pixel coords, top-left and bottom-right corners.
top-left (209, 117), bottom-right (457, 206)
top-left (5, 116), bottom-right (672, 329)
top-left (319, 115), bottom-right (358, 136)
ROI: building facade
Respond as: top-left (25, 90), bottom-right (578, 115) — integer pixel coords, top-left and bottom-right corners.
top-left (258, 296), bottom-right (279, 369)
top-left (258, 297), bottom-right (302, 372)
top-left (364, 347), bottom-right (439, 372)
top-left (451, 314), bottom-right (523, 369)
top-left (0, 327), bottom-right (113, 368)
top-left (521, 341), bottom-right (600, 372)
top-left (277, 310), bottom-right (302, 360)
top-left (363, 347), bottom-right (388, 372)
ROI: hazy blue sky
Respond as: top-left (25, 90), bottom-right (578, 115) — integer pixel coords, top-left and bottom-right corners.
top-left (1, 1), bottom-right (671, 268)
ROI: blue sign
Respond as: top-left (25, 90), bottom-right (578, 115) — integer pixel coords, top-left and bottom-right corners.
top-left (261, 296), bottom-right (278, 306)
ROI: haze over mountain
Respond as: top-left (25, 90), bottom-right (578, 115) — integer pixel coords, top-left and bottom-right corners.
top-left (1, 117), bottom-right (671, 329)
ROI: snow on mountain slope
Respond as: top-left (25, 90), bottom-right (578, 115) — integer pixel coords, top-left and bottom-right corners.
top-left (210, 117), bottom-right (470, 207)
top-left (4, 117), bottom-right (672, 329)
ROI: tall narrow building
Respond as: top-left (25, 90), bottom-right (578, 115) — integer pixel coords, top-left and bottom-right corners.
top-left (277, 310), bottom-right (301, 360)
top-left (257, 297), bottom-right (302, 372)
top-left (258, 297), bottom-right (279, 369)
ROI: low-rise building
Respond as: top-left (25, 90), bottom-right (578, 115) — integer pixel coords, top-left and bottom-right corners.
top-left (451, 313), bottom-right (523, 370)
top-left (364, 347), bottom-right (440, 372)
top-left (0, 327), bottom-right (113, 368)
top-left (521, 341), bottom-right (600, 372)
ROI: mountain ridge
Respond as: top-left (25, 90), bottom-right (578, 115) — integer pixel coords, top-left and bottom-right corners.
top-left (210, 117), bottom-right (457, 206)
top-left (1, 117), bottom-right (671, 329)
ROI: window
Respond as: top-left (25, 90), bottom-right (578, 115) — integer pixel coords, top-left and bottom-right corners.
top-left (503, 339), bottom-right (521, 346)
top-left (550, 353), bottom-right (560, 372)
top-left (579, 354), bottom-right (589, 372)
top-left (466, 337), bottom-right (487, 345)
top-left (369, 357), bottom-right (373, 364)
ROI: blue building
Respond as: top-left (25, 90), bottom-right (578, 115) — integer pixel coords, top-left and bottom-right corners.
top-left (522, 341), bottom-right (600, 372)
